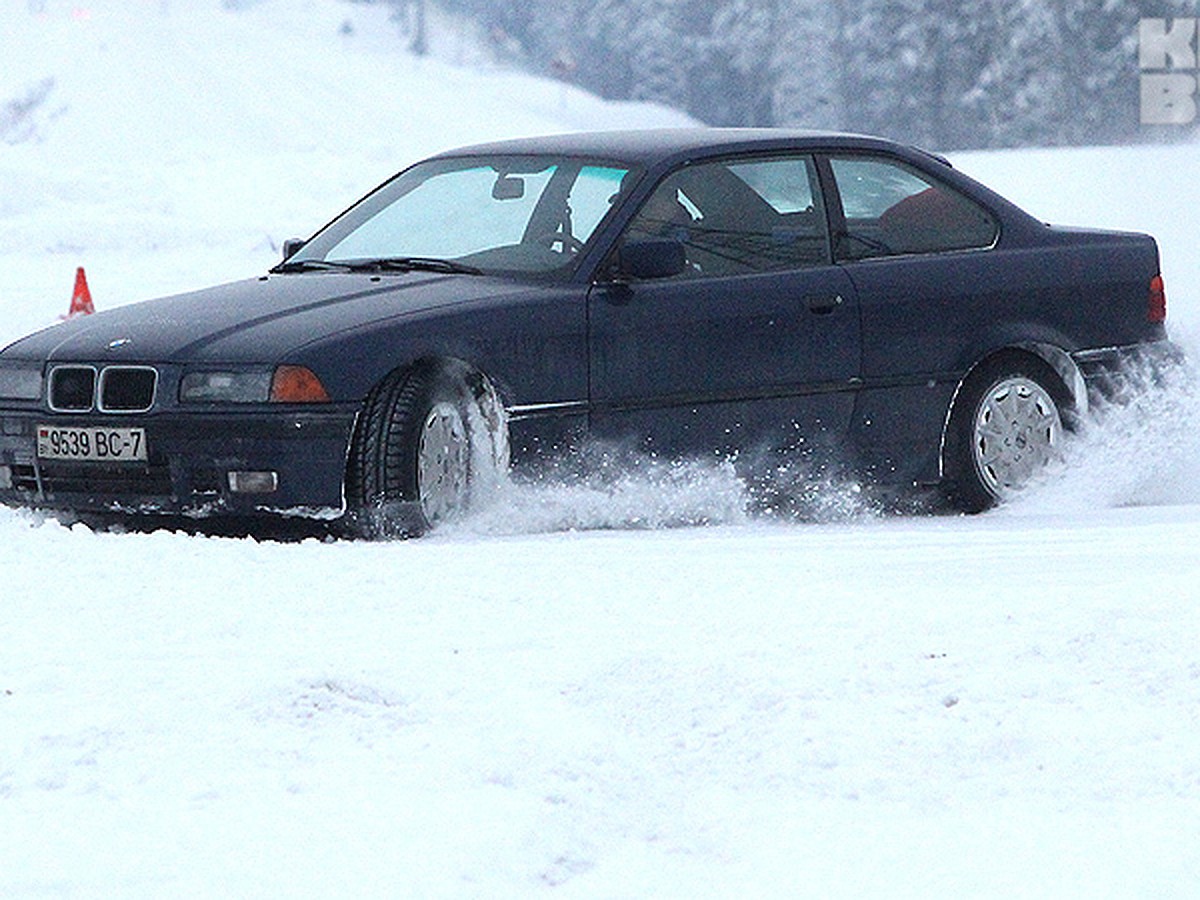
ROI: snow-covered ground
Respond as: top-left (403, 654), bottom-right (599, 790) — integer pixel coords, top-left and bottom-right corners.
top-left (4, 1), bottom-right (1200, 895)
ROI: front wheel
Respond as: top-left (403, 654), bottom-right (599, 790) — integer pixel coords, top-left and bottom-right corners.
top-left (345, 361), bottom-right (508, 538)
top-left (944, 354), bottom-right (1072, 512)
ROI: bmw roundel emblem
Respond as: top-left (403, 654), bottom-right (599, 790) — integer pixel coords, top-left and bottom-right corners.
top-left (107, 338), bottom-right (133, 351)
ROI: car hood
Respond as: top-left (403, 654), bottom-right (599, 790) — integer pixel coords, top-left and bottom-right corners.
top-left (1, 272), bottom-right (532, 363)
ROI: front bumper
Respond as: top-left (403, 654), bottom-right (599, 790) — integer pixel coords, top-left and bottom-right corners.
top-left (0, 405), bottom-right (359, 518)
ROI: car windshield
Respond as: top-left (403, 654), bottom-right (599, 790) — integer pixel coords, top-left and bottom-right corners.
top-left (284, 155), bottom-right (637, 277)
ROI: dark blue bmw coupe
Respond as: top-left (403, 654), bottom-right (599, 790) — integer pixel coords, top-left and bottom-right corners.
top-left (0, 130), bottom-right (1176, 534)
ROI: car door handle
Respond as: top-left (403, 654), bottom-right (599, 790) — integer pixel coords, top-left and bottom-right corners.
top-left (807, 294), bottom-right (844, 315)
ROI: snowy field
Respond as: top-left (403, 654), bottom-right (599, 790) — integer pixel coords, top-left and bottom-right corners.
top-left (4, 1), bottom-right (1200, 896)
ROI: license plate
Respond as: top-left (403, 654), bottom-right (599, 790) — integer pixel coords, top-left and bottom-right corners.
top-left (37, 425), bottom-right (148, 462)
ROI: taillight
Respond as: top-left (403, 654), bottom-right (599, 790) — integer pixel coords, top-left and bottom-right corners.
top-left (1149, 274), bottom-right (1167, 323)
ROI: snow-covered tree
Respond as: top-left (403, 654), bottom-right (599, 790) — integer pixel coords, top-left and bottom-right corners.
top-left (427, 0), bottom-right (1191, 149)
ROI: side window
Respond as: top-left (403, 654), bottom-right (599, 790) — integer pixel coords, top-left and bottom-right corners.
top-left (622, 155), bottom-right (830, 277)
top-left (829, 156), bottom-right (997, 259)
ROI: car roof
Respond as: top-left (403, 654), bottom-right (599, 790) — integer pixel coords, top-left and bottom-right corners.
top-left (429, 128), bottom-right (927, 167)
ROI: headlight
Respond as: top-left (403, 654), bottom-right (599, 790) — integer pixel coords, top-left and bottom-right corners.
top-left (179, 366), bottom-right (330, 403)
top-left (180, 370), bottom-right (272, 403)
top-left (0, 364), bottom-right (44, 401)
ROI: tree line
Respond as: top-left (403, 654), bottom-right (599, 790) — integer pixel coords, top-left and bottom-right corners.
top-left (389, 0), bottom-right (1200, 150)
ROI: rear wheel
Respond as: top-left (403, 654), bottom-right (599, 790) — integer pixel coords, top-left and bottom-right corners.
top-left (944, 353), bottom-right (1072, 512)
top-left (346, 361), bottom-right (507, 537)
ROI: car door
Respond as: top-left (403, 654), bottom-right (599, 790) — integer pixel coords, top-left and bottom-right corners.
top-left (587, 153), bottom-right (861, 461)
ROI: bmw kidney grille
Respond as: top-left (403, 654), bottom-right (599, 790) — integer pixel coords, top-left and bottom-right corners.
top-left (49, 365), bottom-right (157, 413)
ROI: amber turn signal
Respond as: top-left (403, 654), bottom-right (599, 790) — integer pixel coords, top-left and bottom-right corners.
top-left (270, 365), bottom-right (331, 402)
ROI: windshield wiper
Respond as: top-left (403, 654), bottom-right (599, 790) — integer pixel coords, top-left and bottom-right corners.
top-left (271, 259), bottom-right (353, 274)
top-left (347, 257), bottom-right (483, 276)
top-left (271, 256), bottom-right (483, 276)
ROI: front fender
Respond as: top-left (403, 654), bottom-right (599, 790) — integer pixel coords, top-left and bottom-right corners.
top-left (285, 286), bottom-right (589, 411)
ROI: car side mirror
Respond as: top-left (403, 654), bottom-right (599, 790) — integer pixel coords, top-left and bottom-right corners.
top-left (618, 239), bottom-right (686, 280)
top-left (282, 238), bottom-right (306, 261)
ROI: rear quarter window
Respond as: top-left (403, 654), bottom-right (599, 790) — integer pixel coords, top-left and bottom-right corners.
top-left (830, 156), bottom-right (997, 259)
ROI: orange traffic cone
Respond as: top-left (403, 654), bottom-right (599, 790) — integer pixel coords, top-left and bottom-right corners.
top-left (64, 267), bottom-right (95, 318)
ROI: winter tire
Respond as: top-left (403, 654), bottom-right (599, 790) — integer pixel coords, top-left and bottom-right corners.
top-left (346, 360), bottom-right (509, 538)
top-left (944, 352), bottom-right (1072, 512)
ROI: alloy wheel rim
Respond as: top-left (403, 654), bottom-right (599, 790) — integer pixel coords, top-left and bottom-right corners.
top-left (417, 402), bottom-right (469, 523)
top-left (972, 376), bottom-right (1062, 497)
